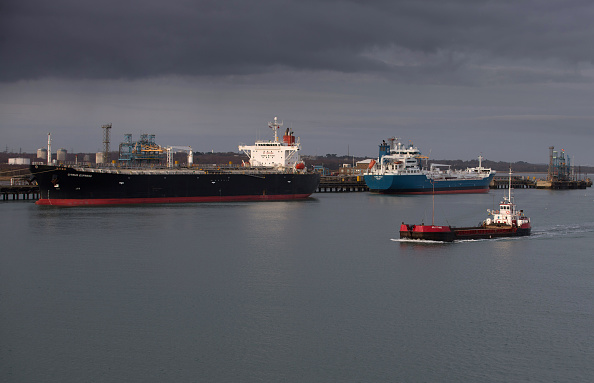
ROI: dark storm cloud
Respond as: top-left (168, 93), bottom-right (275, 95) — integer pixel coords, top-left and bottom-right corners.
top-left (1, 0), bottom-right (594, 82)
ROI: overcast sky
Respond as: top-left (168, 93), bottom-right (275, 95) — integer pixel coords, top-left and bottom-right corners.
top-left (2, 0), bottom-right (594, 164)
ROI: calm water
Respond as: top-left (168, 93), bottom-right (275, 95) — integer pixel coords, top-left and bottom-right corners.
top-left (1, 188), bottom-right (593, 382)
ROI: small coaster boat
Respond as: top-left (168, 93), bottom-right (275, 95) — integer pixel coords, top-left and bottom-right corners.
top-left (400, 169), bottom-right (531, 242)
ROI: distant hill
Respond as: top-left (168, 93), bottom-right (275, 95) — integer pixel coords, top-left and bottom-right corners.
top-left (430, 159), bottom-right (594, 174)
top-left (301, 154), bottom-right (594, 174)
top-left (432, 159), bottom-right (549, 173)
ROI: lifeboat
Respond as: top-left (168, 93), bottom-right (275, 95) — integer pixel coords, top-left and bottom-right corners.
top-left (295, 162), bottom-right (306, 170)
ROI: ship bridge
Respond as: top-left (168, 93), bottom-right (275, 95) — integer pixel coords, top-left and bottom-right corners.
top-left (238, 117), bottom-right (301, 168)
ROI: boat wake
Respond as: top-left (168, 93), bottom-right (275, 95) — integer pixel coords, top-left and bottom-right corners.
top-left (391, 238), bottom-right (451, 244)
top-left (392, 236), bottom-right (521, 244)
top-left (531, 223), bottom-right (594, 239)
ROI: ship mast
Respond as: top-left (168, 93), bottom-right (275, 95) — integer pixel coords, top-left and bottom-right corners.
top-left (268, 116), bottom-right (283, 143)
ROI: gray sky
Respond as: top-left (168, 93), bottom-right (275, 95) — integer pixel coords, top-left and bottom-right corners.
top-left (2, 0), bottom-right (594, 164)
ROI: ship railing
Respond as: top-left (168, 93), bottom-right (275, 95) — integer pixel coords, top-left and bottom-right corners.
top-left (59, 160), bottom-right (312, 175)
top-left (69, 164), bottom-right (304, 176)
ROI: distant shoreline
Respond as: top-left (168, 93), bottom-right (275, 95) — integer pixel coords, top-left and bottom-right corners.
top-left (1, 152), bottom-right (593, 174)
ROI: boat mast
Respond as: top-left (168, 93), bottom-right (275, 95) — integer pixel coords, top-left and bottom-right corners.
top-left (508, 167), bottom-right (512, 202)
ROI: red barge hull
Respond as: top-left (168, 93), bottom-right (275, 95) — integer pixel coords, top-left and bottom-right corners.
top-left (400, 223), bottom-right (531, 242)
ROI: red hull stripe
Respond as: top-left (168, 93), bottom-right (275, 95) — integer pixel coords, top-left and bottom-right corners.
top-left (36, 194), bottom-right (313, 206)
top-left (400, 224), bottom-right (452, 232)
top-left (413, 226), bottom-right (452, 233)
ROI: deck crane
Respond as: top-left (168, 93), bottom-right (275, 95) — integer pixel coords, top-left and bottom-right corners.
top-left (165, 146), bottom-right (193, 168)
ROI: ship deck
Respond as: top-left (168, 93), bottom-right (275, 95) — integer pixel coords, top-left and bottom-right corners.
top-left (39, 164), bottom-right (306, 176)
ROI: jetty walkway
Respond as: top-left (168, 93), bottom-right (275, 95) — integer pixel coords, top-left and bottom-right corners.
top-left (0, 174), bottom-right (39, 201)
top-left (316, 176), bottom-right (368, 193)
top-left (490, 175), bottom-right (591, 189)
top-left (1, 185), bottom-right (39, 201)
top-left (490, 176), bottom-right (536, 189)
top-left (314, 175), bottom-right (540, 193)
top-left (315, 175), bottom-right (592, 193)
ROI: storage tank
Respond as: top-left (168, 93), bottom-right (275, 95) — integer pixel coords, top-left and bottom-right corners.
top-left (57, 148), bottom-right (67, 162)
top-left (96, 152), bottom-right (105, 164)
top-left (37, 148), bottom-right (48, 160)
top-left (8, 158), bottom-right (31, 165)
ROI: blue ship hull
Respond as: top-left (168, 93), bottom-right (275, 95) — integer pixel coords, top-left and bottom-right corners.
top-left (364, 173), bottom-right (494, 194)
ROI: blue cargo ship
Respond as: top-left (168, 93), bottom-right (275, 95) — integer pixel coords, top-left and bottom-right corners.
top-left (364, 137), bottom-right (495, 194)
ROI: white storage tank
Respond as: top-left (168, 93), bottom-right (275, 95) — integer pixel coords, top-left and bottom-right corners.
top-left (57, 148), bottom-right (67, 162)
top-left (96, 152), bottom-right (105, 164)
top-left (8, 158), bottom-right (31, 165)
top-left (37, 148), bottom-right (48, 160)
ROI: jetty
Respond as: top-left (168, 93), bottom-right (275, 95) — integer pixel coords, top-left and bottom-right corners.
top-left (535, 179), bottom-right (591, 189)
top-left (316, 176), bottom-right (368, 193)
top-left (534, 146), bottom-right (592, 189)
top-left (0, 172), bottom-right (40, 201)
top-left (315, 173), bottom-right (591, 193)
top-left (490, 175), bottom-right (536, 189)
top-left (1, 184), bottom-right (39, 201)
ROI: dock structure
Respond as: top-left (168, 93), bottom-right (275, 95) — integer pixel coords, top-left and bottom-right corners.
top-left (490, 176), bottom-right (591, 189)
top-left (316, 176), bottom-right (369, 193)
top-left (1, 185), bottom-right (39, 201)
top-left (535, 146), bottom-right (592, 189)
top-left (490, 176), bottom-right (537, 189)
top-left (0, 172), bottom-right (40, 201)
top-left (536, 179), bottom-right (591, 189)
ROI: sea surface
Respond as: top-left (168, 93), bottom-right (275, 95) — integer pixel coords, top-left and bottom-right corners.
top-left (1, 187), bottom-right (593, 382)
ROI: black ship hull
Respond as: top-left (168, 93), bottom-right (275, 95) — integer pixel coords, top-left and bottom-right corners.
top-left (30, 165), bottom-right (321, 206)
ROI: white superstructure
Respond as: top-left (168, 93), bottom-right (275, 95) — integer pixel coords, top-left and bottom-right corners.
top-left (238, 117), bottom-right (304, 170)
top-left (484, 169), bottom-right (531, 227)
top-left (370, 137), bottom-right (423, 175)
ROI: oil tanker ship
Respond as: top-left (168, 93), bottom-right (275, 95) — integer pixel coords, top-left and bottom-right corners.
top-left (30, 117), bottom-right (320, 206)
top-left (400, 170), bottom-right (531, 242)
top-left (364, 137), bottom-right (495, 194)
